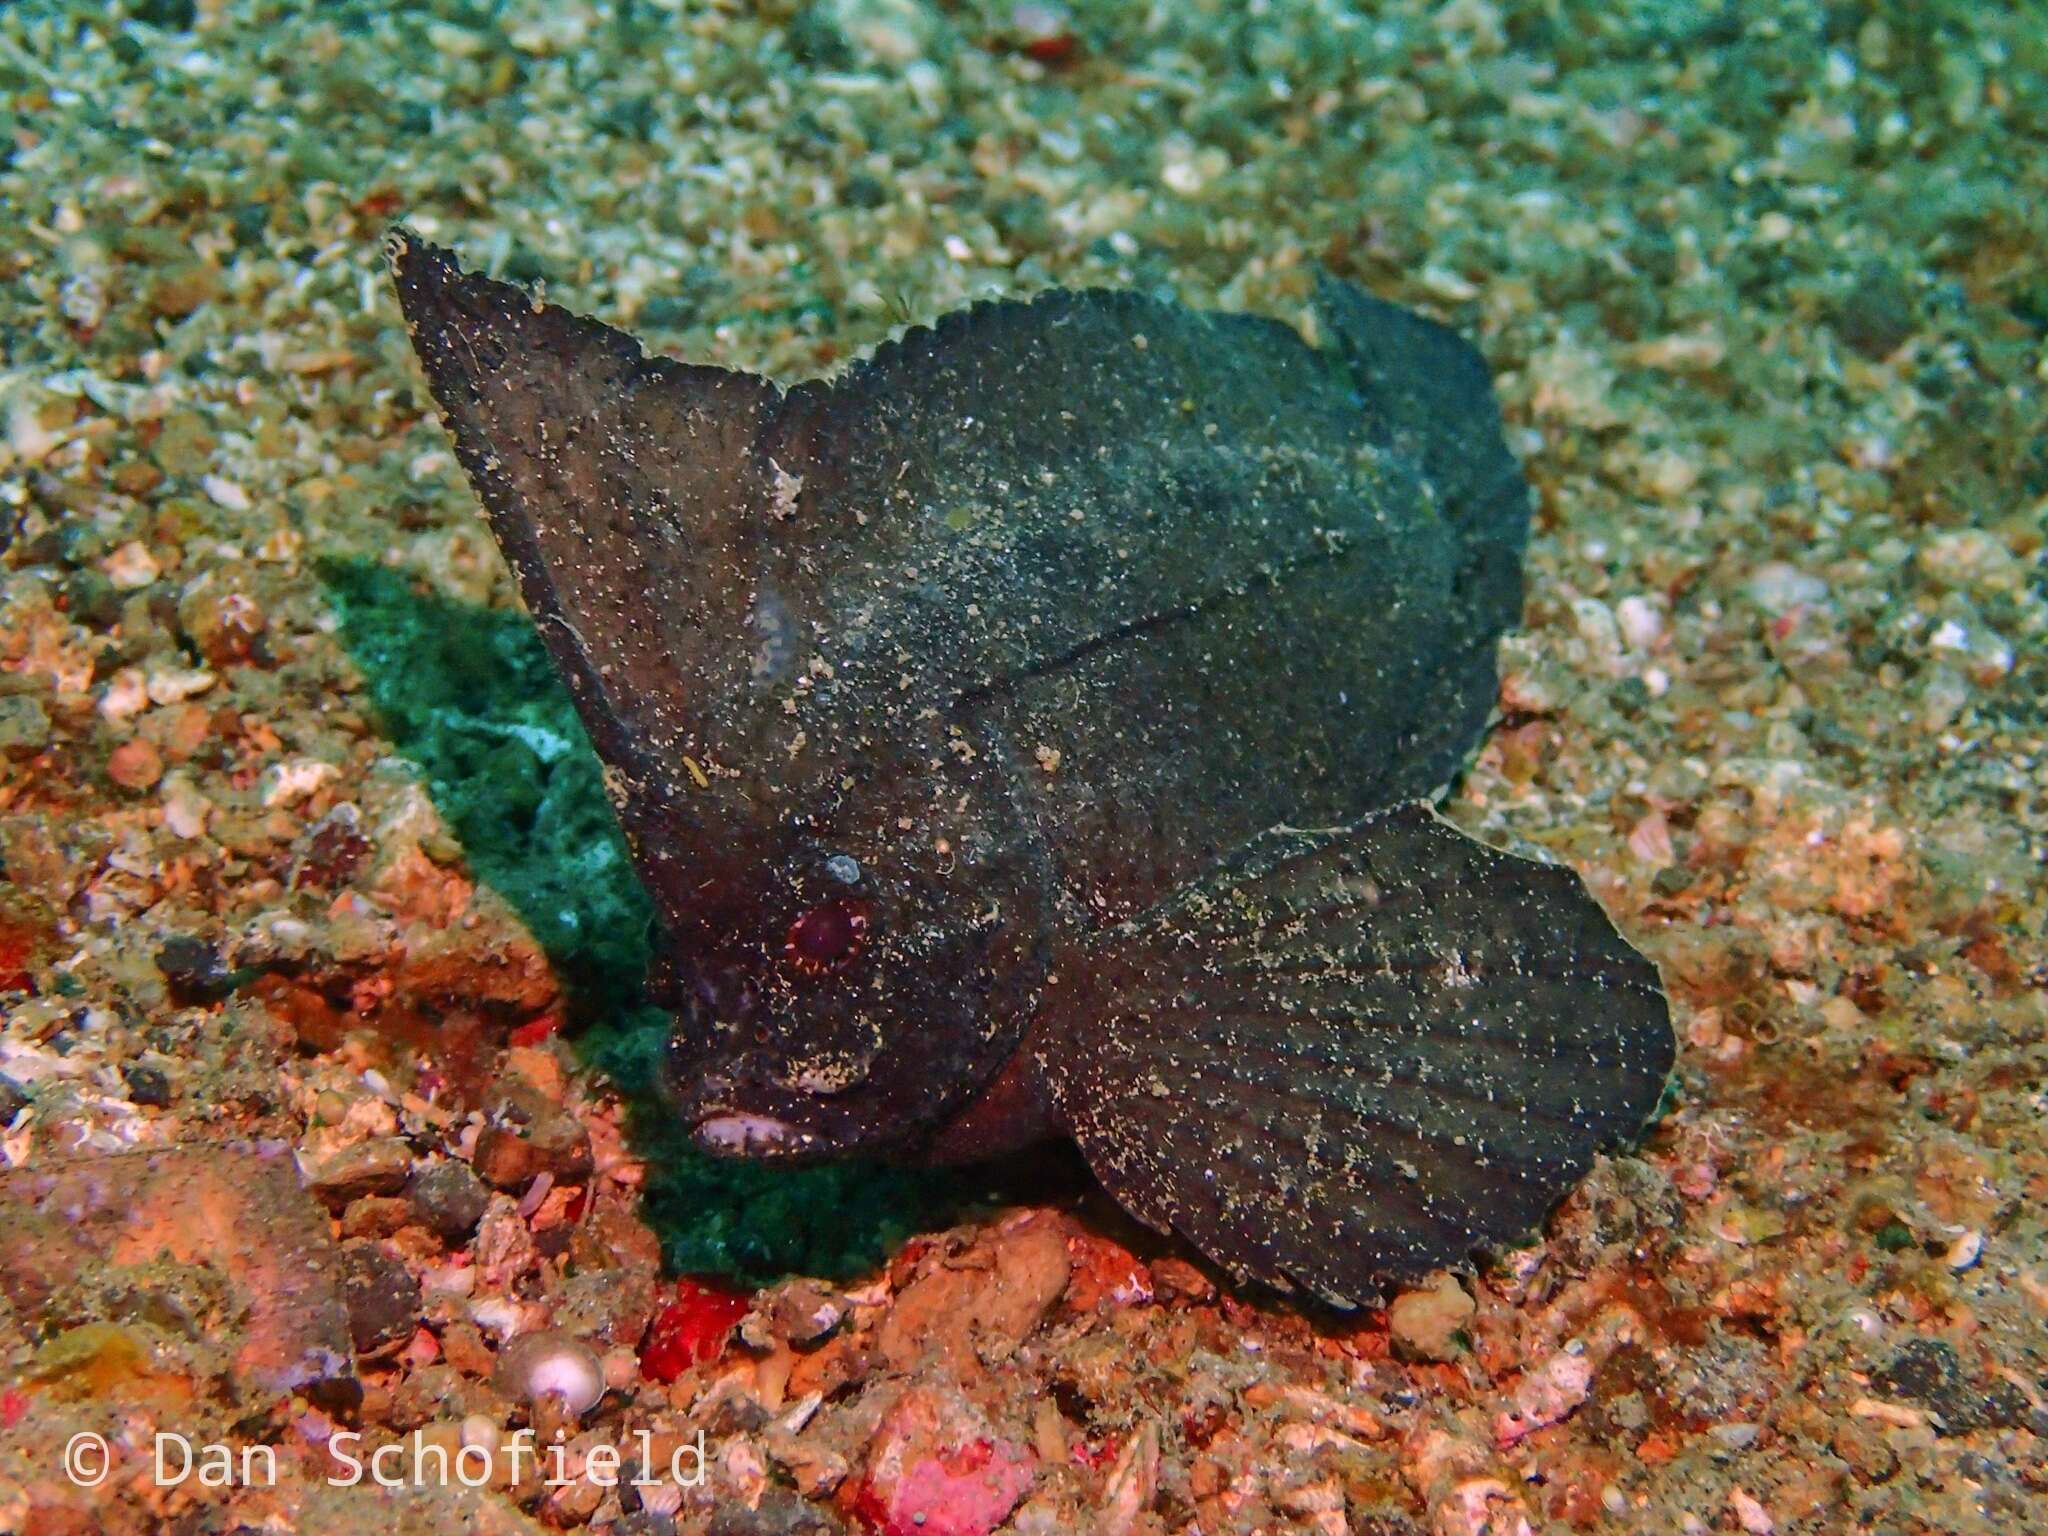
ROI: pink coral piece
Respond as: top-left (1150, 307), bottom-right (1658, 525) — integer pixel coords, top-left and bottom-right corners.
top-left (853, 1387), bottom-right (1036, 1536)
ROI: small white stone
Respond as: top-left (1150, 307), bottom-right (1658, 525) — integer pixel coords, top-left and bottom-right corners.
top-left (262, 757), bottom-right (337, 807)
top-left (7, 400), bottom-right (64, 465)
top-left (1945, 1230), bottom-right (1983, 1271)
top-left (1160, 138), bottom-right (1228, 196)
top-left (160, 773), bottom-right (212, 839)
top-left (469, 1296), bottom-right (524, 1337)
top-left (1754, 211), bottom-right (1795, 244)
top-left (424, 20), bottom-right (485, 57)
top-left (102, 540), bottom-right (161, 590)
top-left (98, 667), bottom-right (150, 722)
top-left (420, 1264), bottom-right (476, 1298)
top-left (145, 666), bottom-right (216, 705)
top-left (1419, 264), bottom-right (1480, 303)
top-left (1616, 594), bottom-right (1666, 649)
top-left (1729, 1487), bottom-right (1774, 1536)
top-left (1746, 562), bottom-right (1828, 616)
top-left (202, 473), bottom-right (252, 511)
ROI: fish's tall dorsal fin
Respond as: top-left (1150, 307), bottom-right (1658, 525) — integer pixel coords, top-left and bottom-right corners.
top-left (767, 284), bottom-right (1344, 528)
top-left (1037, 803), bottom-right (1672, 1306)
top-left (751, 281), bottom-right (1379, 723)
top-left (387, 231), bottom-right (785, 872)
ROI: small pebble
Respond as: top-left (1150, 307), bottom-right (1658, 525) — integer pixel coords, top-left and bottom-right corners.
top-left (340, 1240), bottom-right (423, 1354)
top-left (1916, 528), bottom-right (2023, 594)
top-left (1836, 264), bottom-right (1916, 359)
top-left (1728, 1487), bottom-right (1774, 1536)
top-left (303, 1136), bottom-right (416, 1206)
top-left (0, 697), bottom-right (52, 757)
top-left (107, 738), bottom-right (165, 791)
top-left (410, 1158), bottom-right (490, 1241)
top-left (98, 668), bottom-right (150, 722)
top-left (101, 540), bottom-right (160, 589)
top-left (160, 774), bottom-right (212, 839)
top-left (122, 1063), bottom-right (172, 1107)
top-left (1387, 1271), bottom-right (1474, 1362)
top-left (1747, 563), bottom-right (1829, 616)
top-left (1832, 1420), bottom-right (1898, 1484)
top-left (202, 473), bottom-right (252, 511)
top-left (1615, 594), bottom-right (1666, 649)
top-left (154, 933), bottom-right (232, 1003)
top-left (145, 666), bottom-right (217, 706)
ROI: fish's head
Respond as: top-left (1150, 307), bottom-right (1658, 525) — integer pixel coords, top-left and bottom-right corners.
top-left (650, 800), bottom-right (1048, 1163)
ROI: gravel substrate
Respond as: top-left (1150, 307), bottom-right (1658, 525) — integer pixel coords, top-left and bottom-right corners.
top-left (2, 3), bottom-right (2044, 1534)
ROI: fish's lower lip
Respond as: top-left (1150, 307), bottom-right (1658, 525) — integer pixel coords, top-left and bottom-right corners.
top-left (693, 1113), bottom-right (816, 1155)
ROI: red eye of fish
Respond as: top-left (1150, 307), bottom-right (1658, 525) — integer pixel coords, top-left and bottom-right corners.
top-left (784, 901), bottom-right (869, 977)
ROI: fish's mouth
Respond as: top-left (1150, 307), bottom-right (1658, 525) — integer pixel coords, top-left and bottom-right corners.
top-left (692, 1113), bottom-right (820, 1158)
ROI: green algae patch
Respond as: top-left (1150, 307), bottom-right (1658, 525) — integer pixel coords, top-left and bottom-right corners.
top-left (319, 558), bottom-right (963, 1281)
top-left (319, 559), bottom-right (649, 1014)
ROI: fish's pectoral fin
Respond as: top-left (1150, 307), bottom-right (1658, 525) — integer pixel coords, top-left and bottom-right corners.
top-left (1038, 801), bottom-right (1673, 1308)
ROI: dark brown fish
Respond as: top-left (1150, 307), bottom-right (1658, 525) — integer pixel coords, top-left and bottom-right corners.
top-left (387, 230), bottom-right (1673, 1306)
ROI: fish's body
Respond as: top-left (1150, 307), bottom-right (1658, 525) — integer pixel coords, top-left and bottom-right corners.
top-left (389, 231), bottom-right (1673, 1305)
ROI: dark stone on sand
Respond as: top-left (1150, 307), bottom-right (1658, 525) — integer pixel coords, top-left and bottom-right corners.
top-left (304, 1136), bottom-right (415, 1206)
top-left (472, 1114), bottom-right (592, 1191)
top-left (155, 933), bottom-right (235, 1005)
top-left (0, 697), bottom-right (51, 758)
top-left (409, 1157), bottom-right (490, 1240)
top-left (62, 568), bottom-right (122, 628)
top-left (339, 1240), bottom-right (422, 1354)
top-left (708, 1486), bottom-right (846, 1535)
top-left (122, 1063), bottom-right (172, 1107)
top-left (1874, 1337), bottom-right (2032, 1434)
top-left (842, 172), bottom-right (887, 209)
top-left (1837, 265), bottom-right (1917, 360)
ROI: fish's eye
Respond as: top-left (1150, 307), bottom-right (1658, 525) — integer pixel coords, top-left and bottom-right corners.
top-left (784, 900), bottom-right (870, 977)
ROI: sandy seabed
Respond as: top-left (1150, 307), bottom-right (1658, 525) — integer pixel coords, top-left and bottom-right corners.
top-left (1, 3), bottom-right (2044, 1533)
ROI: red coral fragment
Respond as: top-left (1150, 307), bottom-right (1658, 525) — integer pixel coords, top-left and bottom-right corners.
top-left (640, 1276), bottom-right (751, 1382)
top-left (1022, 31), bottom-right (1077, 64)
top-left (508, 1012), bottom-right (563, 1048)
top-left (0, 906), bottom-right (47, 994)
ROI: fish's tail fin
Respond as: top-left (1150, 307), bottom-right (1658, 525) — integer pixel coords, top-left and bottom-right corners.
top-left (1313, 275), bottom-right (1529, 634)
top-left (1312, 276), bottom-right (1530, 790)
top-left (1038, 803), bottom-right (1672, 1307)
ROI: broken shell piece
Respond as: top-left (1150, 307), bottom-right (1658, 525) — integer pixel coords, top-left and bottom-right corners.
top-left (493, 1330), bottom-right (605, 1416)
